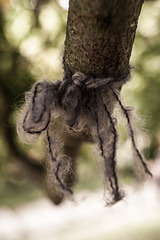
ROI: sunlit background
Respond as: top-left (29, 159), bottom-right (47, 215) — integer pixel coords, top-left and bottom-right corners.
top-left (0, 0), bottom-right (160, 240)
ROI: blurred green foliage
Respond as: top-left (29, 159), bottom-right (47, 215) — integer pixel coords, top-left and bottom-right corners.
top-left (0, 0), bottom-right (160, 206)
top-left (122, 1), bottom-right (160, 158)
top-left (0, 0), bottom-right (67, 155)
top-left (0, 178), bottom-right (43, 207)
top-left (0, 0), bottom-right (68, 206)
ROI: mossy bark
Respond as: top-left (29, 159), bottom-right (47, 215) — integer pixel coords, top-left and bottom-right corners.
top-left (64, 0), bottom-right (144, 78)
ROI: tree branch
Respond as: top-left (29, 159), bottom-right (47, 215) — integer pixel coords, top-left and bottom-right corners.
top-left (64, 0), bottom-right (144, 78)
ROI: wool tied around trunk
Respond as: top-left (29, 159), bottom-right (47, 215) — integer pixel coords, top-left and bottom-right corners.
top-left (18, 67), bottom-right (152, 204)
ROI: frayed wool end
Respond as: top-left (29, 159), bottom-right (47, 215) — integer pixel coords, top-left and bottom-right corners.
top-left (17, 68), bottom-right (152, 204)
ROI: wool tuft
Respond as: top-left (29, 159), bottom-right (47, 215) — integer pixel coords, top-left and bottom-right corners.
top-left (17, 67), bottom-right (152, 204)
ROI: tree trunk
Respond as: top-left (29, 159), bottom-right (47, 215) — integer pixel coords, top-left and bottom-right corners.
top-left (55, 0), bottom-right (145, 204)
top-left (64, 0), bottom-right (144, 78)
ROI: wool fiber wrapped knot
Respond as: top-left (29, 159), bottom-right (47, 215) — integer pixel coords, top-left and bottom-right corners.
top-left (72, 72), bottom-right (120, 89)
top-left (17, 67), bottom-right (152, 204)
top-left (72, 72), bottom-right (87, 87)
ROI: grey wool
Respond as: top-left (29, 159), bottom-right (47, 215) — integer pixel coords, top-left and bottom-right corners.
top-left (17, 66), bottom-right (152, 205)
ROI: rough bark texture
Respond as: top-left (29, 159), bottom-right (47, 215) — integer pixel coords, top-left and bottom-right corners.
top-left (64, 0), bottom-right (144, 78)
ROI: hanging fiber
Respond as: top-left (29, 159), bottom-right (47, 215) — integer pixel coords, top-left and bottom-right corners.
top-left (17, 66), bottom-right (152, 204)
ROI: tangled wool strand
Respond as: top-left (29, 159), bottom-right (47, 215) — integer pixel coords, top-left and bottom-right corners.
top-left (17, 67), bottom-right (152, 204)
top-left (93, 89), bottom-right (121, 202)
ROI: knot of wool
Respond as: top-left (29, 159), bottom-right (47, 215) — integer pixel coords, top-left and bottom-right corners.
top-left (17, 67), bottom-right (152, 204)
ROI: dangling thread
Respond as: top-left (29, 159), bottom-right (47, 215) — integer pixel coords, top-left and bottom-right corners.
top-left (103, 101), bottom-right (122, 201)
top-left (22, 82), bottom-right (73, 195)
top-left (18, 66), bottom-right (152, 203)
top-left (111, 87), bottom-right (152, 177)
top-left (46, 127), bottom-right (73, 194)
top-left (93, 89), bottom-right (122, 202)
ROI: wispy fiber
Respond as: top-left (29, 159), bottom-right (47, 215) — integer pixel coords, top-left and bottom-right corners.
top-left (17, 67), bottom-right (152, 204)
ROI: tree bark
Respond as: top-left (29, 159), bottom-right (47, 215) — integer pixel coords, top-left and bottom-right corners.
top-left (64, 0), bottom-right (144, 78)
top-left (54, 0), bottom-right (145, 204)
